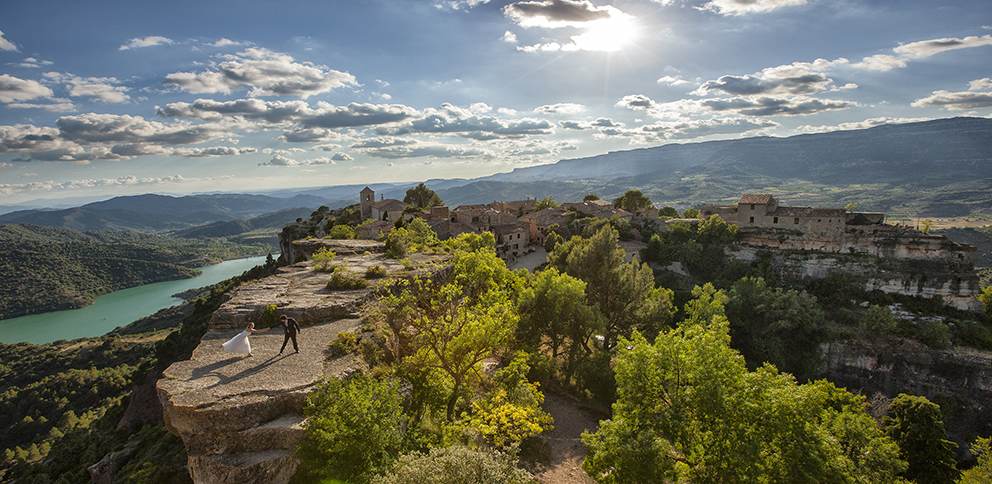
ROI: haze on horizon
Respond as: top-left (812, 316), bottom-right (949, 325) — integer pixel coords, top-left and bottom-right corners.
top-left (1, 0), bottom-right (991, 206)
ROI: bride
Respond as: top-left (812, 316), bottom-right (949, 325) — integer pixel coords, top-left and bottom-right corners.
top-left (221, 322), bottom-right (269, 357)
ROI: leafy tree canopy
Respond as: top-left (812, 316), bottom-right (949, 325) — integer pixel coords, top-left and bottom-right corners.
top-left (659, 206), bottom-right (680, 219)
top-left (534, 196), bottom-right (558, 210)
top-left (583, 193), bottom-right (601, 201)
top-left (403, 183), bottom-right (443, 209)
top-left (613, 190), bottom-right (652, 213)
top-left (883, 393), bottom-right (960, 484)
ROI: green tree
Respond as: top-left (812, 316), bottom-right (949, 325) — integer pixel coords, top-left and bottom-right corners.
top-left (682, 207), bottom-right (700, 218)
top-left (534, 196), bottom-right (558, 210)
top-left (845, 202), bottom-right (859, 211)
top-left (961, 436), bottom-right (992, 483)
top-left (921, 218), bottom-right (934, 234)
top-left (582, 288), bottom-right (906, 483)
top-left (329, 224), bottom-right (357, 239)
top-left (862, 304), bottom-right (897, 338)
top-left (297, 374), bottom-right (406, 484)
top-left (385, 228), bottom-right (411, 259)
top-left (613, 189), bottom-right (652, 213)
top-left (549, 225), bottom-right (674, 348)
top-left (404, 183), bottom-right (443, 209)
top-left (883, 393), bottom-right (960, 484)
top-left (978, 286), bottom-right (992, 316)
top-left (543, 230), bottom-right (563, 253)
top-left (583, 193), bottom-right (601, 201)
top-left (518, 268), bottom-right (601, 371)
top-left (658, 206), bottom-right (680, 219)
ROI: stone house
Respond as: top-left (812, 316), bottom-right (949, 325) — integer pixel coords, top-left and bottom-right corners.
top-left (359, 186), bottom-right (411, 223)
top-left (701, 194), bottom-right (883, 238)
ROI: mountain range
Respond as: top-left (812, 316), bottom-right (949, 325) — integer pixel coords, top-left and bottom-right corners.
top-left (2, 116), bottom-right (990, 234)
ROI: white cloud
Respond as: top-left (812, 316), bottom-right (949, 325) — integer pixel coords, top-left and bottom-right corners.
top-left (119, 36), bottom-right (173, 50)
top-left (701, 95), bottom-right (852, 116)
top-left (795, 116), bottom-right (933, 134)
top-left (504, 0), bottom-right (617, 28)
top-left (374, 103), bottom-right (555, 139)
top-left (63, 76), bottom-right (130, 103)
top-left (0, 74), bottom-right (54, 103)
top-left (699, 0), bottom-right (807, 16)
top-left (332, 152), bottom-right (353, 161)
top-left (640, 117), bottom-right (779, 140)
top-left (534, 102), bottom-right (584, 114)
top-left (435, 0), bottom-right (492, 9)
top-left (658, 75), bottom-right (692, 86)
top-left (163, 48), bottom-right (357, 98)
top-left (695, 58), bottom-right (849, 97)
top-left (259, 154), bottom-right (337, 166)
top-left (312, 143), bottom-right (342, 151)
top-left (912, 82), bottom-right (992, 110)
top-left (894, 35), bottom-right (992, 59)
top-left (851, 54), bottom-right (907, 71)
top-left (6, 101), bottom-right (76, 112)
top-left (14, 57), bottom-right (53, 69)
top-left (502, 31), bottom-right (518, 43)
top-left (969, 78), bottom-right (992, 91)
top-left (0, 174), bottom-right (235, 197)
top-left (211, 38), bottom-right (240, 47)
top-left (158, 98), bottom-right (418, 128)
top-left (0, 30), bottom-right (18, 51)
top-left (352, 137), bottom-right (493, 159)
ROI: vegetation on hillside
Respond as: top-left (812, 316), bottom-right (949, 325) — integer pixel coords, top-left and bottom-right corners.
top-left (0, 223), bottom-right (272, 319)
top-left (0, 257), bottom-right (279, 483)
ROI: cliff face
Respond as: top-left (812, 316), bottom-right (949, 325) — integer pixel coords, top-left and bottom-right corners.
top-left (821, 341), bottom-right (992, 446)
top-left (157, 242), bottom-right (445, 484)
top-left (730, 227), bottom-right (982, 311)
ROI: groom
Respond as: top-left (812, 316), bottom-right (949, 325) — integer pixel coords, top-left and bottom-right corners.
top-left (278, 314), bottom-right (302, 354)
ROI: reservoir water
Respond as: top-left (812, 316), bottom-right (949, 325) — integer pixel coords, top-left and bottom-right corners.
top-left (0, 255), bottom-right (271, 345)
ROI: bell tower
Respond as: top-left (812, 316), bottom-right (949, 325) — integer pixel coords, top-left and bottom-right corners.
top-left (360, 186), bottom-right (374, 221)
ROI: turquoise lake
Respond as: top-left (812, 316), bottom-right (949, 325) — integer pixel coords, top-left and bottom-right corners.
top-left (0, 255), bottom-right (271, 345)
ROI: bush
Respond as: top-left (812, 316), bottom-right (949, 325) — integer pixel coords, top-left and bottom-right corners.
top-left (366, 265), bottom-right (388, 279)
top-left (311, 247), bottom-right (338, 272)
top-left (953, 320), bottom-right (992, 350)
top-left (329, 331), bottom-right (359, 357)
top-left (385, 228), bottom-right (410, 259)
top-left (862, 304), bottom-right (897, 338)
top-left (918, 320), bottom-right (952, 349)
top-left (327, 272), bottom-right (370, 290)
top-left (298, 375), bottom-right (406, 484)
top-left (373, 446), bottom-right (531, 484)
top-left (330, 224), bottom-right (357, 239)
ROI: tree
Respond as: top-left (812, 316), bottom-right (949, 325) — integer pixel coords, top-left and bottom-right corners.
top-left (404, 183), bottom-right (443, 209)
top-left (543, 230), bottom-right (563, 253)
top-left (845, 202), bottom-right (858, 211)
top-left (581, 288), bottom-right (906, 483)
top-left (330, 224), bottom-right (357, 239)
top-left (658, 206), bottom-right (680, 219)
top-left (518, 268), bottom-right (601, 371)
top-left (549, 225), bottom-right (674, 348)
top-left (862, 304), bottom-right (897, 338)
top-left (583, 193), bottom-right (601, 201)
top-left (613, 189), bottom-right (652, 213)
top-left (961, 436), bottom-right (992, 483)
top-left (883, 393), bottom-right (960, 484)
top-left (297, 375), bottom-right (406, 484)
top-left (534, 196), bottom-right (558, 210)
top-left (980, 286), bottom-right (992, 316)
top-left (921, 218), bottom-right (934, 234)
top-left (682, 207), bottom-right (700, 218)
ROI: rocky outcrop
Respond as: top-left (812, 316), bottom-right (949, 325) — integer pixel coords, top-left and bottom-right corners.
top-left (730, 227), bottom-right (982, 311)
top-left (157, 241), bottom-right (446, 484)
top-left (820, 340), bottom-right (992, 447)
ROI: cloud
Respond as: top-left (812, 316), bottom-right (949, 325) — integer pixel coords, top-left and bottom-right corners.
top-left (0, 174), bottom-right (235, 197)
top-left (374, 103), bottom-right (555, 139)
top-left (534, 103), bottom-right (584, 114)
top-left (259, 155), bottom-right (336, 166)
top-left (912, 80), bottom-right (992, 110)
top-left (163, 48), bottom-right (357, 98)
top-left (14, 57), bottom-right (53, 69)
top-left (6, 101), bottom-right (76, 112)
top-left (558, 117), bottom-right (624, 130)
top-left (701, 95), bottom-right (851, 116)
top-left (211, 38), bottom-right (240, 47)
top-left (158, 98), bottom-right (419, 128)
top-left (120, 36), bottom-right (173, 50)
top-left (795, 116), bottom-right (933, 133)
top-left (851, 54), bottom-right (907, 71)
top-left (171, 146), bottom-right (257, 158)
top-left (312, 143), bottom-right (342, 151)
top-left (504, 0), bottom-right (615, 28)
top-left (62, 76), bottom-right (130, 103)
top-left (332, 152), bottom-right (353, 161)
top-left (56, 113), bottom-right (230, 145)
top-left (435, 0), bottom-right (492, 9)
top-left (0, 74), bottom-right (54, 103)
top-left (699, 0), bottom-right (807, 16)
top-left (695, 58), bottom-right (849, 97)
top-left (894, 35), bottom-right (992, 59)
top-left (502, 31), bottom-right (518, 43)
top-left (352, 137), bottom-right (492, 159)
top-left (615, 94), bottom-right (659, 111)
top-left (0, 124), bottom-right (62, 153)
top-left (280, 127), bottom-right (343, 143)
top-left (658, 75), bottom-right (692, 86)
top-left (0, 30), bottom-right (19, 51)
top-left (640, 117), bottom-right (779, 140)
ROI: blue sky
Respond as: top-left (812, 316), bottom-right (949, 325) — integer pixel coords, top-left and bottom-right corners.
top-left (1, 0), bottom-right (991, 205)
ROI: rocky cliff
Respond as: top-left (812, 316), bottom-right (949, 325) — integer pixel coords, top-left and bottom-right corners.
top-left (730, 226), bottom-right (982, 311)
top-left (157, 241), bottom-right (445, 484)
top-left (821, 340), bottom-right (992, 447)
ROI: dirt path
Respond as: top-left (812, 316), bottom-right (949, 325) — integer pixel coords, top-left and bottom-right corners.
top-left (533, 392), bottom-right (600, 484)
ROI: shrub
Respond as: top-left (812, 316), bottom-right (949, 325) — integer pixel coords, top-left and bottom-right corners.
top-left (385, 228), bottom-right (410, 259)
top-left (366, 265), bottom-right (388, 279)
top-left (918, 320), bottom-right (952, 350)
top-left (952, 320), bottom-right (992, 350)
top-left (329, 331), bottom-right (359, 357)
top-left (373, 446), bottom-right (531, 484)
top-left (862, 304), bottom-right (897, 338)
top-left (327, 272), bottom-right (370, 290)
top-left (311, 247), bottom-right (338, 272)
top-left (298, 375), bottom-right (405, 484)
top-left (330, 224), bottom-right (357, 239)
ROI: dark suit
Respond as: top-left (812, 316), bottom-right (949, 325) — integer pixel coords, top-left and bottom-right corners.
top-left (280, 317), bottom-right (301, 353)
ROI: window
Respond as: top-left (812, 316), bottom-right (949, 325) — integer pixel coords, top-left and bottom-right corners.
top-left (794, 218), bottom-right (799, 224)
top-left (749, 216), bottom-right (754, 223)
top-left (750, 204), bottom-right (755, 210)
top-left (773, 217), bottom-right (779, 223)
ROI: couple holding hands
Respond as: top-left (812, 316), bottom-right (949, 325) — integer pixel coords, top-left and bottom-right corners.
top-left (222, 314), bottom-right (301, 357)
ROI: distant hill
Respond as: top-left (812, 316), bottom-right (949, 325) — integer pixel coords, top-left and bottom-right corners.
top-left (0, 193), bottom-right (343, 232)
top-left (0, 224), bottom-right (273, 320)
top-left (437, 117), bottom-right (992, 217)
top-left (170, 207), bottom-right (313, 239)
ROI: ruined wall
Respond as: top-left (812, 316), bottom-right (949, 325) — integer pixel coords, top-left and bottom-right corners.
top-left (730, 227), bottom-right (982, 311)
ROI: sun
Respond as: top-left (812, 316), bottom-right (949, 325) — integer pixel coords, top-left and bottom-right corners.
top-left (571, 16), bottom-right (640, 52)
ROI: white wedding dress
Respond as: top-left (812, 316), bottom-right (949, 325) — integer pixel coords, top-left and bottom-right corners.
top-left (222, 330), bottom-right (252, 355)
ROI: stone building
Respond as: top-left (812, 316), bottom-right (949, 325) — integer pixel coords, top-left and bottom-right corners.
top-left (359, 186), bottom-right (411, 223)
top-left (701, 193), bottom-right (883, 238)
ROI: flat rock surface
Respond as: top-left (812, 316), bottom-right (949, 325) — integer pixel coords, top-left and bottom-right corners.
top-left (160, 317), bottom-right (362, 408)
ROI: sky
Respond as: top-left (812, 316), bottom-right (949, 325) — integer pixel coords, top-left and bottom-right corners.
top-left (1, 0), bottom-right (991, 206)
